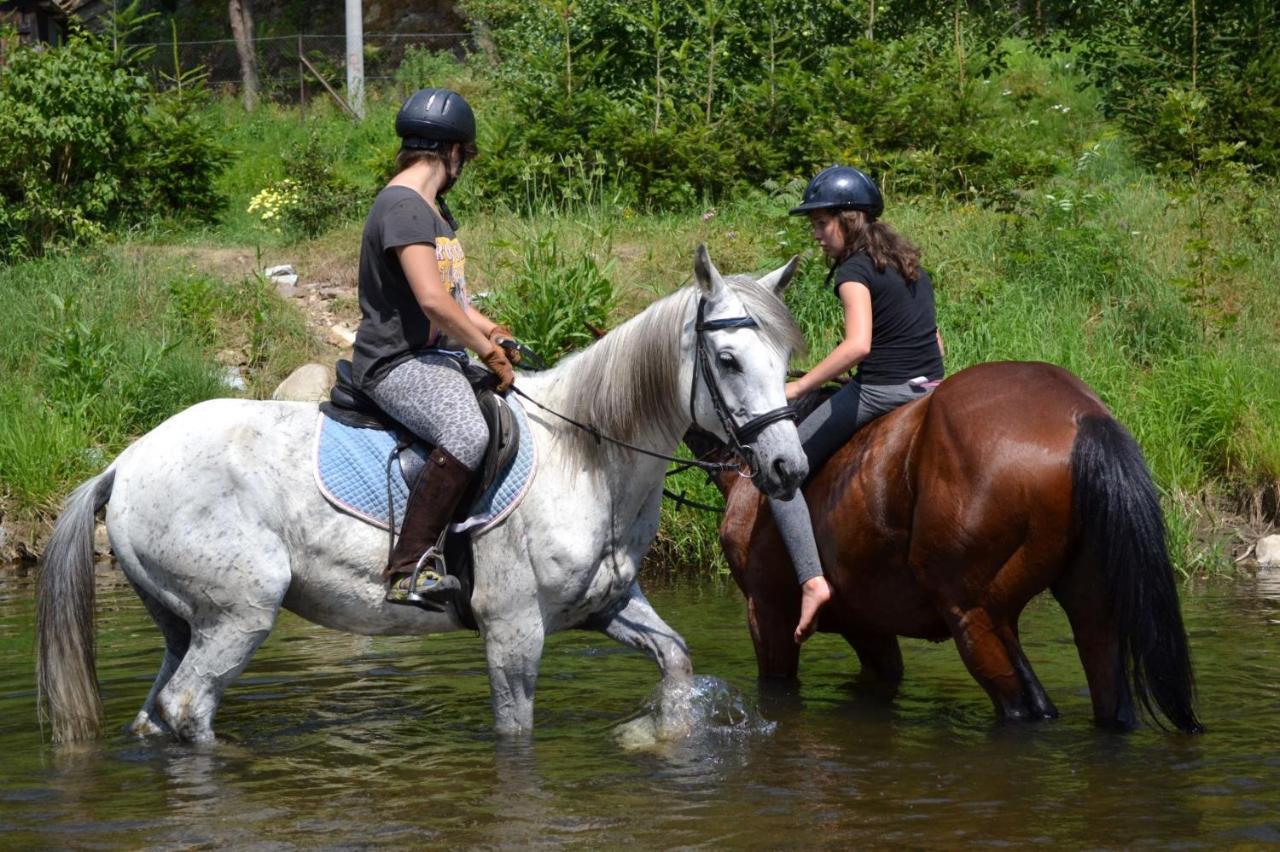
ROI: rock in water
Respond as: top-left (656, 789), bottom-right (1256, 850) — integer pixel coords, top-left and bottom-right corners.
top-left (1257, 534), bottom-right (1280, 568)
top-left (272, 363), bottom-right (333, 402)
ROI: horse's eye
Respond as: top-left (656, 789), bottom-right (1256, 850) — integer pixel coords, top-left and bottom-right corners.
top-left (717, 351), bottom-right (741, 372)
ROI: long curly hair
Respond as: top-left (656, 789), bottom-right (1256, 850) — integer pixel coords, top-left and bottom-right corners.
top-left (835, 209), bottom-right (922, 283)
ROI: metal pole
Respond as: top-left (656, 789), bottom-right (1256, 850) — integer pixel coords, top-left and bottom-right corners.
top-left (344, 0), bottom-right (364, 119)
top-left (298, 32), bottom-right (306, 121)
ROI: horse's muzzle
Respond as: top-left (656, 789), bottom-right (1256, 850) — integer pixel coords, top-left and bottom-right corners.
top-left (757, 453), bottom-right (807, 500)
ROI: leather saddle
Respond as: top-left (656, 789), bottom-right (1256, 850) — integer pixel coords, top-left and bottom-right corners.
top-left (320, 358), bottom-right (520, 518)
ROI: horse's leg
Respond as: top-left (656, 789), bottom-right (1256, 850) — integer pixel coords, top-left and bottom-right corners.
top-left (842, 632), bottom-right (904, 684)
top-left (1052, 558), bottom-right (1136, 730)
top-left (589, 582), bottom-right (694, 737)
top-left (939, 604), bottom-right (1037, 722)
top-left (995, 623), bottom-right (1059, 720)
top-left (746, 588), bottom-right (801, 680)
top-left (127, 581), bottom-right (191, 737)
top-left (478, 606), bottom-right (545, 736)
top-left (150, 550), bottom-right (291, 743)
top-left (590, 582), bottom-right (693, 680)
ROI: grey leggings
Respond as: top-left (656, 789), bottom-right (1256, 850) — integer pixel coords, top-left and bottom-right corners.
top-left (768, 380), bottom-right (932, 584)
top-left (367, 352), bottom-right (488, 470)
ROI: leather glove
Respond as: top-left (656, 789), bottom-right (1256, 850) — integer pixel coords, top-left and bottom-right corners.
top-left (487, 324), bottom-right (522, 365)
top-left (480, 345), bottom-right (516, 393)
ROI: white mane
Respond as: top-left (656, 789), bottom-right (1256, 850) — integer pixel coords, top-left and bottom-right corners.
top-left (550, 274), bottom-right (804, 464)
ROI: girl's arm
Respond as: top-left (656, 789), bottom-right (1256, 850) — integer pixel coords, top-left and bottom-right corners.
top-left (397, 243), bottom-right (494, 357)
top-left (785, 280), bottom-right (872, 401)
top-left (464, 303), bottom-right (499, 339)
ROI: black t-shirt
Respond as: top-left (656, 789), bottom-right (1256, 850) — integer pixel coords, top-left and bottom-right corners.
top-left (833, 251), bottom-right (944, 384)
top-left (351, 186), bottom-right (471, 389)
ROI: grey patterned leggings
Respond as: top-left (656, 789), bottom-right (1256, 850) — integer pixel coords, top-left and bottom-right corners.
top-left (367, 352), bottom-right (488, 470)
top-left (769, 380), bottom-right (933, 584)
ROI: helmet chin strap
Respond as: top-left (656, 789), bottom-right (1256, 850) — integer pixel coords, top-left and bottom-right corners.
top-left (436, 146), bottom-right (465, 230)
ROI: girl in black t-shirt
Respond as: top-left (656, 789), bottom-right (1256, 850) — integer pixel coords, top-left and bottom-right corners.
top-left (773, 165), bottom-right (945, 643)
top-left (351, 88), bottom-right (519, 610)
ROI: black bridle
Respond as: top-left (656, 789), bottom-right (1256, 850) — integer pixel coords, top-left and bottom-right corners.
top-left (689, 297), bottom-right (797, 476)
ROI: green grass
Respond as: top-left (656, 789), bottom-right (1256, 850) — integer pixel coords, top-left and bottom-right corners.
top-left (4, 43), bottom-right (1277, 576)
top-left (0, 250), bottom-right (316, 517)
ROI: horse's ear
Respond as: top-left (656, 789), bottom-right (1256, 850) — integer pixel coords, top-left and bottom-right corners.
top-left (757, 255), bottom-right (800, 295)
top-left (693, 244), bottom-right (726, 297)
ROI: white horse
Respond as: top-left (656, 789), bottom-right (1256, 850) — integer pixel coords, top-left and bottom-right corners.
top-left (37, 246), bottom-right (807, 743)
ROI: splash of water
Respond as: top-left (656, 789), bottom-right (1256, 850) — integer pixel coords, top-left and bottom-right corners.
top-left (614, 674), bottom-right (776, 752)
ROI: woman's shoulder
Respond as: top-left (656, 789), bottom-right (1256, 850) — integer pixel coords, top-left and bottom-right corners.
top-left (375, 184), bottom-right (431, 211)
top-left (834, 251), bottom-right (877, 283)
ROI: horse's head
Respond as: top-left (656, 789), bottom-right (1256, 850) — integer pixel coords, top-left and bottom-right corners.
top-left (688, 245), bottom-right (808, 500)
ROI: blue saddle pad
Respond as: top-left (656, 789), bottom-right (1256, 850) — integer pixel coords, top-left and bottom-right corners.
top-left (313, 397), bottom-right (536, 534)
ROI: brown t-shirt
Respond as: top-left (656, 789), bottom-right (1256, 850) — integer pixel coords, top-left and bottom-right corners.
top-left (351, 186), bottom-right (471, 390)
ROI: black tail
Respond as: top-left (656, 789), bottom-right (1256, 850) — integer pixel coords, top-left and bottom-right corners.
top-left (1071, 415), bottom-right (1203, 734)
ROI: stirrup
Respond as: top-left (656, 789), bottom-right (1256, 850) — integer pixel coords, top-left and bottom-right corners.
top-left (385, 547), bottom-right (462, 611)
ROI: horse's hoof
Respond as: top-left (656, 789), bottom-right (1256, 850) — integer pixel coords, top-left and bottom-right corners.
top-left (128, 711), bottom-right (167, 738)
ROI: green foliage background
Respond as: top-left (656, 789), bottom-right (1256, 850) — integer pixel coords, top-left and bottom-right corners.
top-left (1, 0), bottom-right (1277, 574)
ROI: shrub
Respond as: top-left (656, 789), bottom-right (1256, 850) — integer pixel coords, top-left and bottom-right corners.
top-left (487, 231), bottom-right (616, 364)
top-left (246, 132), bottom-right (363, 241)
top-left (0, 27), bottom-right (228, 260)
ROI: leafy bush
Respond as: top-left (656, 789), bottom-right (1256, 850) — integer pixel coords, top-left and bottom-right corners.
top-left (487, 231), bottom-right (616, 364)
top-left (393, 45), bottom-right (468, 96)
top-left (453, 1), bottom-right (1071, 209)
top-left (245, 132), bottom-right (363, 240)
top-left (0, 27), bottom-right (228, 260)
top-left (1073, 0), bottom-right (1279, 172)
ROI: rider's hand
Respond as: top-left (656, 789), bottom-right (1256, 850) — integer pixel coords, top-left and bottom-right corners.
top-left (487, 324), bottom-right (522, 365)
top-left (784, 380), bottom-right (806, 402)
top-left (480, 345), bottom-right (516, 393)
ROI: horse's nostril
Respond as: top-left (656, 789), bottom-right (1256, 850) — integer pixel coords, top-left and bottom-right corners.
top-left (773, 457), bottom-right (791, 480)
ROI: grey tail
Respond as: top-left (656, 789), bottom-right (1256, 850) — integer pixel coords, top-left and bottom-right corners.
top-left (37, 467), bottom-right (115, 743)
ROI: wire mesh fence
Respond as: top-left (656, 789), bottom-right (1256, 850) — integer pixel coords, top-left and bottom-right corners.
top-left (134, 30), bottom-right (474, 104)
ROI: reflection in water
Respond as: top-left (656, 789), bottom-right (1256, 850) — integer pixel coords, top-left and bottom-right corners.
top-left (1, 571), bottom-right (1278, 846)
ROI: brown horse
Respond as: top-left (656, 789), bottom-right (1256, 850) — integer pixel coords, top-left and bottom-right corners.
top-left (691, 360), bottom-right (1202, 733)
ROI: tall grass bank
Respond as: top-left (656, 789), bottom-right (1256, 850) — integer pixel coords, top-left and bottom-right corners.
top-left (1, 9), bottom-right (1276, 575)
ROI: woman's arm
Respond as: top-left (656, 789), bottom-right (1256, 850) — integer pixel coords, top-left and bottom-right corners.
top-left (785, 280), bottom-right (873, 401)
top-left (397, 243), bottom-right (493, 356)
top-left (464, 303), bottom-right (499, 339)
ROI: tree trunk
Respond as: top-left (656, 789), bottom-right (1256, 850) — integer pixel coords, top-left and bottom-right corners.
top-left (228, 0), bottom-right (259, 111)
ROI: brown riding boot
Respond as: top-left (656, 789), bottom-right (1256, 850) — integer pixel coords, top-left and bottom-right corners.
top-left (384, 446), bottom-right (474, 609)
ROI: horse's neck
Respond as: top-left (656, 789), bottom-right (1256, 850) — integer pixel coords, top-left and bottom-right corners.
top-left (524, 294), bottom-right (693, 467)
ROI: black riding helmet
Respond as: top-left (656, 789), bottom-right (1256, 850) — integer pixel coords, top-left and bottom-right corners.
top-left (789, 165), bottom-right (884, 220)
top-left (395, 87), bottom-right (476, 151)
top-left (395, 88), bottom-right (475, 229)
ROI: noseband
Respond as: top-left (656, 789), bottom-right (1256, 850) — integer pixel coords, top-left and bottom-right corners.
top-left (690, 297), bottom-right (797, 476)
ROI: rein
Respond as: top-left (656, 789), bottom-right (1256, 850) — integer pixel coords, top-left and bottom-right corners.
top-left (510, 385), bottom-right (741, 475)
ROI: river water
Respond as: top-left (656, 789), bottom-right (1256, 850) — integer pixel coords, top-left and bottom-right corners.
top-left (1, 566), bottom-right (1277, 848)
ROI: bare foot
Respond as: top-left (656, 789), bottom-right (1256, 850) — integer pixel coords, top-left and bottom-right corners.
top-left (794, 576), bottom-right (832, 644)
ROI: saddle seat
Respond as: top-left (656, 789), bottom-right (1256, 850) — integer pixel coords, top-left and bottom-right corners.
top-left (321, 358), bottom-right (519, 514)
